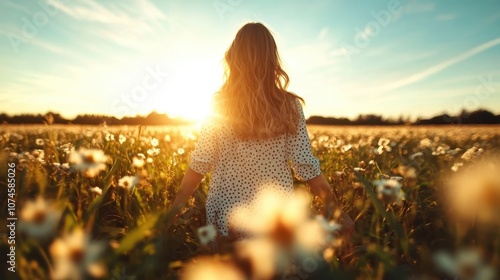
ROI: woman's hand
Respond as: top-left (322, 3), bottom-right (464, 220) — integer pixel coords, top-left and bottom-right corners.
top-left (306, 174), bottom-right (355, 236)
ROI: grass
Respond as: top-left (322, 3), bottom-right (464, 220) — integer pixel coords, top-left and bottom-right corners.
top-left (1, 124), bottom-right (499, 279)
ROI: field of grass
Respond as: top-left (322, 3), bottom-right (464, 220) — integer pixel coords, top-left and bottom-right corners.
top-left (1, 124), bottom-right (499, 280)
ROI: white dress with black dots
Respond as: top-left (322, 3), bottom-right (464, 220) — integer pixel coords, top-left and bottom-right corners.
top-left (189, 100), bottom-right (321, 236)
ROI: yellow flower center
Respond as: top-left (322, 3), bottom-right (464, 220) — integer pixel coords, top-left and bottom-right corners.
top-left (32, 210), bottom-right (46, 224)
top-left (69, 247), bottom-right (85, 263)
top-left (84, 154), bottom-right (95, 163)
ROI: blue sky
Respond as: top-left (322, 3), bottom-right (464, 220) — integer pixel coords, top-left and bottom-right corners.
top-left (0, 0), bottom-right (499, 121)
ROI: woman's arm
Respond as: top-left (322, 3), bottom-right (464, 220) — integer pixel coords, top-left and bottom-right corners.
top-left (169, 167), bottom-right (204, 213)
top-left (307, 173), bottom-right (354, 234)
top-left (306, 173), bottom-right (337, 206)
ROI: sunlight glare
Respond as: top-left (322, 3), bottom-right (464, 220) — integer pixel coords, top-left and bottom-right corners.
top-left (153, 59), bottom-right (223, 123)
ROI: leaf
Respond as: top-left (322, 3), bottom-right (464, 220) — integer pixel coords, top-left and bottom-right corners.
top-left (117, 213), bottom-right (159, 254)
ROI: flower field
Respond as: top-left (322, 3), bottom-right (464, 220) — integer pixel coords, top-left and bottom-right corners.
top-left (1, 124), bottom-right (500, 280)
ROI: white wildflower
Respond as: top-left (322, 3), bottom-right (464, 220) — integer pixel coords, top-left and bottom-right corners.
top-left (19, 196), bottom-right (61, 239)
top-left (197, 225), bottom-right (217, 246)
top-left (118, 176), bottom-right (139, 190)
top-left (69, 149), bottom-right (109, 178)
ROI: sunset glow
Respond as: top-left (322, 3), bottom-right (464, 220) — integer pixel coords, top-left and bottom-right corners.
top-left (0, 0), bottom-right (499, 121)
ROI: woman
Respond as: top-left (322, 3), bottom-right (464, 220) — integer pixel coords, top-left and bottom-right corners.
top-left (170, 22), bottom-right (354, 238)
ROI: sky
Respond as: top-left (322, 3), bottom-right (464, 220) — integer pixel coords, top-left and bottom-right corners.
top-left (0, 0), bottom-right (499, 122)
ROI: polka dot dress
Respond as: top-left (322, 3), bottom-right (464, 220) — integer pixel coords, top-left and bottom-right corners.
top-left (189, 100), bottom-right (321, 236)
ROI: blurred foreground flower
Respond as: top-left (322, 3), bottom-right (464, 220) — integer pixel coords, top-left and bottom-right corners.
top-left (19, 196), bottom-right (61, 240)
top-left (444, 157), bottom-right (500, 227)
top-left (434, 248), bottom-right (496, 280)
top-left (180, 256), bottom-right (245, 280)
top-left (227, 188), bottom-right (342, 278)
top-left (69, 148), bottom-right (109, 177)
top-left (373, 178), bottom-right (405, 205)
top-left (50, 227), bottom-right (106, 280)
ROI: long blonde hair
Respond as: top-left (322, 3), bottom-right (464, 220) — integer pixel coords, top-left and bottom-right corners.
top-left (213, 22), bottom-right (304, 139)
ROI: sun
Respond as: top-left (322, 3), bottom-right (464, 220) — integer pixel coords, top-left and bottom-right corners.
top-left (152, 59), bottom-right (224, 124)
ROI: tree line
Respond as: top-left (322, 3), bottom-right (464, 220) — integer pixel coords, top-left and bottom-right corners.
top-left (0, 109), bottom-right (499, 126)
top-left (0, 111), bottom-right (190, 125)
top-left (306, 109), bottom-right (500, 125)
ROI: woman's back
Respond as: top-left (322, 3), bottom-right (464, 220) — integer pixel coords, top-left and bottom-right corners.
top-left (190, 99), bottom-right (321, 236)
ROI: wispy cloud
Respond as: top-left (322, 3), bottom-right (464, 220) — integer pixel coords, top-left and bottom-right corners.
top-left (49, 0), bottom-right (170, 53)
top-left (403, 2), bottom-right (435, 14)
top-left (55, 0), bottom-right (164, 25)
top-left (435, 14), bottom-right (456, 21)
top-left (376, 38), bottom-right (500, 94)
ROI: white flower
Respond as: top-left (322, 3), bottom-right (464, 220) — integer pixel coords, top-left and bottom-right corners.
top-left (229, 188), bottom-right (309, 245)
top-left (50, 228), bottom-right (106, 280)
top-left (131, 156), bottom-right (145, 168)
top-left (451, 162), bottom-right (463, 172)
top-left (35, 138), bottom-right (45, 146)
top-left (177, 148), bottom-right (185, 155)
top-left (461, 146), bottom-right (484, 161)
top-left (197, 225), bottom-right (217, 246)
top-left (19, 197), bottom-right (61, 239)
top-left (341, 144), bottom-right (352, 153)
top-left (90, 187), bottom-right (102, 195)
top-left (69, 149), bottom-right (109, 177)
top-left (432, 145), bottom-right (448, 155)
top-left (373, 178), bottom-right (405, 205)
top-left (376, 138), bottom-right (392, 154)
top-left (118, 176), bottom-right (139, 190)
top-left (147, 148), bottom-right (160, 156)
top-left (419, 138), bottom-right (432, 148)
top-left (118, 134), bottom-right (126, 144)
top-left (105, 133), bottom-right (114, 141)
top-left (151, 138), bottom-right (159, 147)
top-left (32, 149), bottom-right (45, 163)
top-left (434, 248), bottom-right (495, 280)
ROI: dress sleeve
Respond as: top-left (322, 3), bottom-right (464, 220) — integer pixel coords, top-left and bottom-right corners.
top-left (189, 119), bottom-right (219, 175)
top-left (287, 100), bottom-right (321, 181)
